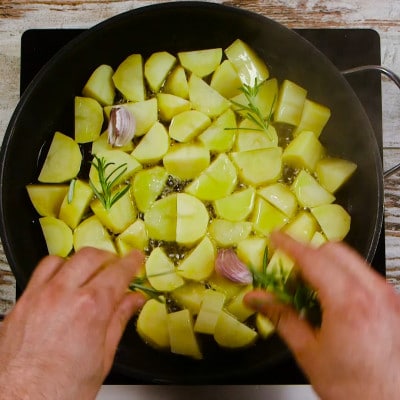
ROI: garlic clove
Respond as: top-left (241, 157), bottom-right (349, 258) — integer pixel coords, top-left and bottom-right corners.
top-left (108, 106), bottom-right (136, 147)
top-left (215, 248), bottom-right (253, 284)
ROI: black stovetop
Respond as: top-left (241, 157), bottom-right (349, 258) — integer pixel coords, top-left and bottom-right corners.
top-left (20, 27), bottom-right (385, 385)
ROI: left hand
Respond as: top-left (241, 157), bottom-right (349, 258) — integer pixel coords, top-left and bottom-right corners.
top-left (0, 247), bottom-right (146, 400)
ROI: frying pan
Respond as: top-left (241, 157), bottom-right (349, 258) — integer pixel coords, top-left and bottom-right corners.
top-left (0, 1), bottom-right (383, 383)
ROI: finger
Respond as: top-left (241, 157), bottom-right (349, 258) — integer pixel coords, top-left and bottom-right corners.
top-left (270, 231), bottom-right (381, 303)
top-left (26, 255), bottom-right (65, 289)
top-left (244, 290), bottom-right (317, 360)
top-left (55, 247), bottom-right (118, 288)
top-left (102, 292), bottom-right (146, 374)
top-left (87, 250), bottom-right (145, 304)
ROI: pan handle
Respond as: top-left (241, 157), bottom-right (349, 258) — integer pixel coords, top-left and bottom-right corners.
top-left (342, 65), bottom-right (400, 178)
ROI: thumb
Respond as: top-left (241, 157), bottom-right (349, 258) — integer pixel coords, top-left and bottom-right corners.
top-left (244, 290), bottom-right (317, 358)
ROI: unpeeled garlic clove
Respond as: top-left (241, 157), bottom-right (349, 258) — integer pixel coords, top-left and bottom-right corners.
top-left (215, 248), bottom-right (253, 284)
top-left (107, 106), bottom-right (136, 147)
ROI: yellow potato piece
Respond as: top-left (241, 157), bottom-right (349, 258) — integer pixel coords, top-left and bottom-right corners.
top-left (26, 184), bottom-right (68, 217)
top-left (38, 132), bottom-right (82, 183)
top-left (144, 51), bottom-right (176, 92)
top-left (112, 54), bottom-right (145, 102)
top-left (146, 247), bottom-right (184, 292)
top-left (178, 48), bottom-right (222, 78)
top-left (177, 236), bottom-right (215, 281)
top-left (194, 289), bottom-right (226, 334)
top-left (73, 215), bottom-right (116, 253)
top-left (214, 311), bottom-right (258, 349)
top-left (74, 96), bottom-right (104, 143)
top-left (168, 309), bottom-right (202, 359)
top-left (137, 299), bottom-right (170, 350)
top-left (59, 179), bottom-right (93, 229)
top-left (39, 216), bottom-right (73, 257)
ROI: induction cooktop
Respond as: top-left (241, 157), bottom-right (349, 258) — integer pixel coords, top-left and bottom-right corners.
top-left (19, 27), bottom-right (385, 386)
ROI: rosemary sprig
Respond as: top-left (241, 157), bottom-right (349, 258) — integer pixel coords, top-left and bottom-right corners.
top-left (89, 155), bottom-right (131, 210)
top-left (129, 276), bottom-right (165, 303)
top-left (250, 247), bottom-right (320, 316)
top-left (230, 78), bottom-right (276, 140)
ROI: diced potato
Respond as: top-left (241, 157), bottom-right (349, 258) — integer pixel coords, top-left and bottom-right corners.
top-left (112, 54), bottom-right (145, 102)
top-left (171, 282), bottom-right (207, 315)
top-left (210, 59), bottom-right (242, 98)
top-left (226, 285), bottom-right (255, 322)
top-left (282, 130), bottom-right (324, 172)
top-left (177, 236), bottom-right (215, 281)
top-left (230, 147), bottom-right (282, 186)
top-left (198, 108), bottom-right (236, 153)
top-left (178, 48), bottom-right (222, 78)
top-left (293, 99), bottom-right (331, 138)
top-left (39, 216), bottom-right (73, 257)
top-left (267, 249), bottom-right (296, 283)
top-left (207, 271), bottom-right (243, 300)
top-left (251, 196), bottom-right (288, 236)
top-left (213, 187), bottom-right (255, 222)
top-left (163, 143), bottom-right (210, 180)
top-left (105, 99), bottom-right (158, 137)
top-left (131, 121), bottom-right (169, 164)
top-left (237, 236), bottom-right (268, 272)
top-left (316, 157), bottom-right (357, 193)
top-left (74, 96), bottom-right (104, 143)
top-left (214, 311), bottom-right (258, 349)
top-left (163, 65), bottom-right (189, 99)
top-left (115, 219), bottom-right (148, 255)
top-left (88, 150), bottom-right (142, 194)
top-left (257, 183), bottom-right (298, 218)
top-left (283, 210), bottom-right (318, 243)
top-left (225, 39), bottom-right (269, 86)
top-left (194, 289), bottom-right (226, 334)
top-left (144, 194), bottom-right (177, 241)
top-left (59, 180), bottom-right (93, 229)
top-left (92, 131), bottom-right (134, 154)
top-left (169, 110), bottom-right (211, 142)
top-left (274, 80), bottom-right (307, 126)
top-left (256, 313), bottom-right (275, 339)
top-left (185, 153), bottom-right (237, 201)
top-left (188, 74), bottom-right (231, 118)
top-left (73, 215), bottom-right (116, 253)
top-left (82, 64), bottom-right (115, 106)
top-left (146, 247), bottom-right (184, 292)
top-left (234, 120), bottom-right (278, 151)
top-left (208, 219), bottom-right (252, 247)
top-left (168, 309), bottom-right (202, 359)
top-left (38, 132), bottom-right (82, 183)
top-left (157, 93), bottom-right (191, 122)
top-left (231, 78), bottom-right (278, 121)
top-left (291, 170), bottom-right (335, 208)
top-left (176, 193), bottom-right (209, 246)
top-left (132, 166), bottom-right (168, 213)
top-left (311, 204), bottom-right (351, 241)
top-left (26, 184), bottom-right (68, 217)
top-left (137, 299), bottom-right (170, 349)
top-left (144, 51), bottom-right (176, 92)
top-left (90, 187), bottom-right (137, 233)
top-left (310, 231), bottom-right (328, 248)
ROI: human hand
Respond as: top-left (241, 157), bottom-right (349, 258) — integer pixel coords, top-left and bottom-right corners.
top-left (244, 231), bottom-right (400, 400)
top-left (0, 247), bottom-right (146, 400)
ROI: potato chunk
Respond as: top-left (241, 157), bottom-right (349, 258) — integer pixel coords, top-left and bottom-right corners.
top-left (38, 132), bottom-right (82, 183)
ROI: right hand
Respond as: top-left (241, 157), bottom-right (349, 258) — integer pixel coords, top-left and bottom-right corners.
top-left (244, 231), bottom-right (400, 400)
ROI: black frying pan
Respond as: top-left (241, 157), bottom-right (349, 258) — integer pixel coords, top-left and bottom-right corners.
top-left (0, 2), bottom-right (383, 383)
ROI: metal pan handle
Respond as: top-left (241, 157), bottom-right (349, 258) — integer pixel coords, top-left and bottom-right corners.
top-left (342, 65), bottom-right (400, 178)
